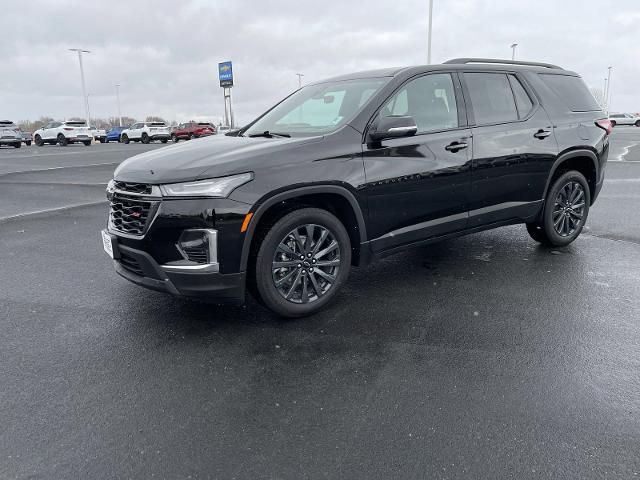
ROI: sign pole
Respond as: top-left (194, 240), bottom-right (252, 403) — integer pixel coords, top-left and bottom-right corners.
top-left (218, 61), bottom-right (234, 128)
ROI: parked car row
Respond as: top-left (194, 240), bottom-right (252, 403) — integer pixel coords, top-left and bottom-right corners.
top-left (1, 119), bottom-right (230, 148)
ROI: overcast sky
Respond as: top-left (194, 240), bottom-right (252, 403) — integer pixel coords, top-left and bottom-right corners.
top-left (1, 0), bottom-right (639, 125)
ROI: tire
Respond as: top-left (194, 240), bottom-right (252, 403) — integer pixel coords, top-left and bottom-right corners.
top-left (83, 140), bottom-right (91, 146)
top-left (526, 171), bottom-right (591, 247)
top-left (635, 120), bottom-right (640, 127)
top-left (99, 138), bottom-right (105, 143)
top-left (14, 142), bottom-right (21, 148)
top-left (141, 133), bottom-right (150, 144)
top-left (34, 135), bottom-right (43, 147)
top-left (161, 138), bottom-right (168, 144)
top-left (189, 133), bottom-right (196, 140)
top-left (57, 134), bottom-right (68, 146)
top-left (122, 134), bottom-right (130, 144)
top-left (25, 141), bottom-right (31, 146)
top-left (171, 134), bottom-right (178, 143)
top-left (253, 208), bottom-right (351, 318)
top-left (611, 120), bottom-right (616, 127)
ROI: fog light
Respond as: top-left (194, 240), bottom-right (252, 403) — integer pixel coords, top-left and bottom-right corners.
top-left (176, 229), bottom-right (218, 264)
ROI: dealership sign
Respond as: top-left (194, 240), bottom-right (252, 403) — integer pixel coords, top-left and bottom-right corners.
top-left (218, 61), bottom-right (233, 88)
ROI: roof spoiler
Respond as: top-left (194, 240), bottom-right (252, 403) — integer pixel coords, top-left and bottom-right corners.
top-left (444, 58), bottom-right (563, 70)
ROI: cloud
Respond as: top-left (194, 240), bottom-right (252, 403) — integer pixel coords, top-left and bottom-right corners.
top-left (1, 0), bottom-right (639, 124)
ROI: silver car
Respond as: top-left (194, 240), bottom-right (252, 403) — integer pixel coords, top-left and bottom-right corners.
top-left (609, 113), bottom-right (640, 127)
top-left (0, 120), bottom-right (22, 148)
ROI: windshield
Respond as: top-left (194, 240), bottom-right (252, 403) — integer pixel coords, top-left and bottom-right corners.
top-left (243, 77), bottom-right (388, 137)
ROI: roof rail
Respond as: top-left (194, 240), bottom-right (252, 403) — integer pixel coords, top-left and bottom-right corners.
top-left (443, 58), bottom-right (563, 70)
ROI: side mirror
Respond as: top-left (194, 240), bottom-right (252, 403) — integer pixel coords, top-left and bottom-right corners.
top-left (369, 115), bottom-right (418, 142)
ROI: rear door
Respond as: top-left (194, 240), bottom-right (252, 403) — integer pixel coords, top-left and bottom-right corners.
top-left (363, 72), bottom-right (473, 252)
top-left (461, 71), bottom-right (558, 226)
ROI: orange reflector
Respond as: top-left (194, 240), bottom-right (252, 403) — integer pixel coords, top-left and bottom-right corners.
top-left (240, 213), bottom-right (254, 233)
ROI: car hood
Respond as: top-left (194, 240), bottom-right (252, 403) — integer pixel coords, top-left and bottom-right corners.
top-left (113, 134), bottom-right (323, 184)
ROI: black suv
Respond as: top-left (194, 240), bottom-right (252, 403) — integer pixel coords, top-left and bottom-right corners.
top-left (102, 58), bottom-right (610, 317)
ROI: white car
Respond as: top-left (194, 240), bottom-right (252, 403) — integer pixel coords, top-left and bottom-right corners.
top-left (33, 120), bottom-right (92, 146)
top-left (120, 121), bottom-right (170, 144)
top-left (609, 113), bottom-right (640, 127)
top-left (0, 120), bottom-right (23, 148)
top-left (89, 126), bottom-right (107, 143)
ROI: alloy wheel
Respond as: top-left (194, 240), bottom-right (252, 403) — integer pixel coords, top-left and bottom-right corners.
top-left (271, 224), bottom-right (341, 304)
top-left (552, 181), bottom-right (586, 237)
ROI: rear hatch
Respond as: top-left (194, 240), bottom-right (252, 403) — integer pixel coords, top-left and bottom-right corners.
top-left (63, 121), bottom-right (90, 137)
top-left (148, 122), bottom-right (169, 134)
top-left (0, 121), bottom-right (20, 139)
top-left (197, 122), bottom-right (215, 134)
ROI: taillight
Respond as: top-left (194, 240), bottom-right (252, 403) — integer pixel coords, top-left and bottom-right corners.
top-left (595, 119), bottom-right (613, 135)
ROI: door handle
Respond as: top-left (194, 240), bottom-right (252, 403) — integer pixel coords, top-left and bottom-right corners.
top-left (534, 129), bottom-right (552, 139)
top-left (445, 141), bottom-right (468, 152)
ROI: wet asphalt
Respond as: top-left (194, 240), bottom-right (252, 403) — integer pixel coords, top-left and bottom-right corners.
top-left (1, 132), bottom-right (639, 479)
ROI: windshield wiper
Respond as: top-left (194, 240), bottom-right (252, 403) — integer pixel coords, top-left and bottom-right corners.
top-left (248, 131), bottom-right (291, 138)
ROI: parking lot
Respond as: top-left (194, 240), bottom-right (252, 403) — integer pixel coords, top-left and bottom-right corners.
top-left (1, 132), bottom-right (639, 478)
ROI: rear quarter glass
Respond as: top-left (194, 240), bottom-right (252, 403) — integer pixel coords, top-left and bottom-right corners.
top-left (538, 74), bottom-right (601, 112)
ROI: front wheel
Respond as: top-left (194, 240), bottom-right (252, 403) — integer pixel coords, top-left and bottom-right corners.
top-left (121, 134), bottom-right (130, 144)
top-left (526, 171), bottom-right (591, 247)
top-left (635, 120), bottom-right (640, 127)
top-left (83, 140), bottom-right (91, 146)
top-left (34, 135), bottom-right (44, 146)
top-left (171, 134), bottom-right (178, 143)
top-left (189, 133), bottom-right (196, 140)
top-left (99, 138), bottom-right (105, 143)
top-left (253, 208), bottom-right (351, 318)
top-left (25, 141), bottom-right (31, 146)
top-left (161, 138), bottom-right (168, 144)
top-left (14, 142), bottom-right (21, 148)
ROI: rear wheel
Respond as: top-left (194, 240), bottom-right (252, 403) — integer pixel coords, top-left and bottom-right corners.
top-left (635, 120), bottom-right (640, 127)
top-left (161, 138), bottom-right (168, 144)
top-left (122, 134), bottom-right (130, 144)
top-left (35, 135), bottom-right (43, 146)
top-left (141, 133), bottom-right (150, 144)
top-left (13, 142), bottom-right (21, 148)
top-left (253, 208), bottom-right (351, 318)
top-left (25, 141), bottom-right (31, 146)
top-left (611, 120), bottom-right (617, 127)
top-left (526, 171), bottom-right (590, 247)
top-left (83, 140), bottom-right (91, 146)
top-left (189, 133), bottom-right (196, 140)
top-left (57, 134), bottom-right (68, 146)
top-left (99, 138), bottom-right (105, 143)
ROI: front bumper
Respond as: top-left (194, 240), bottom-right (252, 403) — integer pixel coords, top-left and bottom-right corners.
top-left (105, 231), bottom-right (245, 304)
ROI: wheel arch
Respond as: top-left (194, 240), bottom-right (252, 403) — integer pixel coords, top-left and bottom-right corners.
top-left (239, 185), bottom-right (368, 271)
top-left (543, 149), bottom-right (598, 205)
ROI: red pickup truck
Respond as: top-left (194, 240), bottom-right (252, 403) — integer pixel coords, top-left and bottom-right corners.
top-left (171, 122), bottom-right (216, 142)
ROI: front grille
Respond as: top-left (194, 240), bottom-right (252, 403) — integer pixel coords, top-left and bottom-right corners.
top-left (119, 252), bottom-right (144, 276)
top-left (109, 193), bottom-right (158, 236)
top-left (114, 181), bottom-right (153, 195)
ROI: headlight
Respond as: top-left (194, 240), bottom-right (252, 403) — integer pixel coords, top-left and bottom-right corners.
top-left (160, 172), bottom-right (253, 198)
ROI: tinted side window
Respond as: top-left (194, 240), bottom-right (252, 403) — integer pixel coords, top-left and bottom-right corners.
top-left (508, 75), bottom-right (534, 119)
top-left (464, 73), bottom-right (518, 125)
top-left (381, 73), bottom-right (458, 132)
top-left (539, 74), bottom-right (601, 112)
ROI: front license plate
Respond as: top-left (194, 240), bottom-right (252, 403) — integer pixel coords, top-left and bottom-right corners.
top-left (102, 231), bottom-right (114, 259)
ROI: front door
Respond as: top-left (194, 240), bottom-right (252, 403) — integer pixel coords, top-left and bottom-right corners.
top-left (363, 72), bottom-right (472, 253)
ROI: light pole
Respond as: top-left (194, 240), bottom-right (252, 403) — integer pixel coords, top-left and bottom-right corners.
top-left (511, 43), bottom-right (518, 61)
top-left (605, 66), bottom-right (613, 114)
top-left (69, 48), bottom-right (91, 127)
top-left (603, 78), bottom-right (608, 111)
top-left (296, 73), bottom-right (304, 89)
top-left (427, 0), bottom-right (434, 64)
top-left (115, 84), bottom-right (122, 127)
